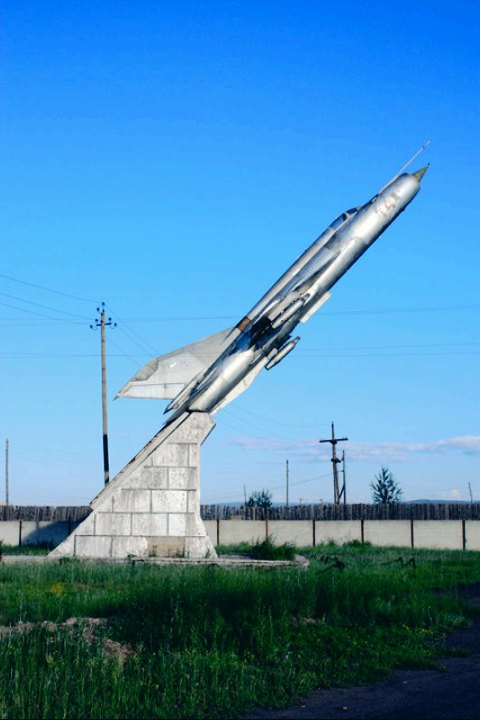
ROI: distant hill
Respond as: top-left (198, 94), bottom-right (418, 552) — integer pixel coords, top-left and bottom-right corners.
top-left (406, 499), bottom-right (476, 504)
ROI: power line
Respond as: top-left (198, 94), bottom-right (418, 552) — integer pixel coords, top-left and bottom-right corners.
top-left (288, 472), bottom-right (332, 488)
top-left (1, 348), bottom-right (479, 361)
top-left (223, 409), bottom-right (304, 443)
top-left (119, 315), bottom-right (237, 322)
top-left (0, 290), bottom-right (91, 320)
top-left (298, 350), bottom-right (480, 358)
top-left (108, 338), bottom-right (143, 368)
top-left (202, 472), bottom-right (333, 503)
top-left (304, 341), bottom-right (480, 351)
top-left (231, 405), bottom-right (330, 430)
top-left (0, 352), bottom-right (143, 358)
top-left (0, 299), bottom-right (77, 321)
top-left (2, 268), bottom-right (478, 318)
top-left (0, 320), bottom-right (85, 326)
top-left (321, 304), bottom-right (480, 316)
top-left (105, 303), bottom-right (158, 357)
top-left (115, 323), bottom-right (155, 357)
top-left (0, 271), bottom-right (99, 304)
top-left (220, 417), bottom-right (287, 443)
top-left (117, 304), bottom-right (480, 322)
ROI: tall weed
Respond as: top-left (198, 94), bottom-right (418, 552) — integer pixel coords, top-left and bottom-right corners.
top-left (0, 546), bottom-right (478, 717)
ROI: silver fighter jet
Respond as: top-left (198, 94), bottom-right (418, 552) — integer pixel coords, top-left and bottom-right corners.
top-left (118, 145), bottom-right (429, 420)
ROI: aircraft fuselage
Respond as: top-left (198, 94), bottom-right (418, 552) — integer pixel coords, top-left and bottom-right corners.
top-left (168, 168), bottom-right (426, 418)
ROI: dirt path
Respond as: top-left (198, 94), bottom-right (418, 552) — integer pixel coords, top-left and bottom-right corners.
top-left (248, 584), bottom-right (480, 720)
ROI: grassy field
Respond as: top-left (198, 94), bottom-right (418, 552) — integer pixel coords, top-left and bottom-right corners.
top-left (0, 543), bottom-right (479, 718)
top-left (1, 543), bottom-right (51, 555)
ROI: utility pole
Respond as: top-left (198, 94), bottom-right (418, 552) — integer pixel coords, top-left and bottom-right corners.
top-left (243, 484), bottom-right (247, 505)
top-left (319, 422), bottom-right (348, 504)
top-left (468, 482), bottom-right (473, 503)
top-left (286, 459), bottom-right (289, 507)
top-left (5, 439), bottom-right (9, 506)
top-left (339, 450), bottom-right (347, 505)
top-left (91, 303), bottom-right (116, 486)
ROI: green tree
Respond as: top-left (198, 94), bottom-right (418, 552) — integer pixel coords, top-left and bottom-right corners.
top-left (246, 489), bottom-right (273, 510)
top-left (371, 466), bottom-right (403, 504)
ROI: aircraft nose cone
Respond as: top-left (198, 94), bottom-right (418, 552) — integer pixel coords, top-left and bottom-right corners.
top-left (412, 164), bottom-right (429, 182)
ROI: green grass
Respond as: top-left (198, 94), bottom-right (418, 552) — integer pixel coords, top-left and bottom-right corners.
top-left (218, 536), bottom-right (297, 560)
top-left (1, 543), bottom-right (51, 555)
top-left (0, 544), bottom-right (479, 718)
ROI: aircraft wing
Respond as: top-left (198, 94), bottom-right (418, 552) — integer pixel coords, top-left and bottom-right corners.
top-left (117, 327), bottom-right (234, 399)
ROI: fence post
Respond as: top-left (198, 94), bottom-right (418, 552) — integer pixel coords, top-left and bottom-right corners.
top-left (216, 518), bottom-right (220, 547)
top-left (361, 518), bottom-right (364, 544)
top-left (410, 518), bottom-right (415, 549)
top-left (312, 518), bottom-right (316, 547)
top-left (18, 519), bottom-right (22, 547)
top-left (462, 519), bottom-right (466, 551)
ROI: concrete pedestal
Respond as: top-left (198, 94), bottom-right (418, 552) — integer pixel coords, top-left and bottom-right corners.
top-left (49, 412), bottom-right (217, 560)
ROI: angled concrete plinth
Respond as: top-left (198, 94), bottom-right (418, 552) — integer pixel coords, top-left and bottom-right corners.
top-left (49, 412), bottom-right (217, 560)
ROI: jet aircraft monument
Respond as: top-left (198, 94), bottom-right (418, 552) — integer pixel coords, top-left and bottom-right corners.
top-left (118, 146), bottom-right (429, 420)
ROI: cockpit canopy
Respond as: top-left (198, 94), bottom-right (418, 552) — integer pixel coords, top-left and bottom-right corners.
top-left (329, 207), bottom-right (360, 230)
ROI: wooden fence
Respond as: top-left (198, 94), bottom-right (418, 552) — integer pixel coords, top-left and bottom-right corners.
top-left (200, 503), bottom-right (480, 521)
top-left (0, 506), bottom-right (91, 521)
top-left (2, 504), bottom-right (480, 522)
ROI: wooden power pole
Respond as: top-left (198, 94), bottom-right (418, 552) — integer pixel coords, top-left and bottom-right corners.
top-left (5, 439), bottom-right (9, 506)
top-left (339, 450), bottom-right (347, 505)
top-left (91, 304), bottom-right (116, 486)
top-left (286, 459), bottom-right (289, 507)
top-left (319, 422), bottom-right (348, 504)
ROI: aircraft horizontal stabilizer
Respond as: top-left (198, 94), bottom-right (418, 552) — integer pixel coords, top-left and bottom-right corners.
top-left (117, 327), bottom-right (234, 400)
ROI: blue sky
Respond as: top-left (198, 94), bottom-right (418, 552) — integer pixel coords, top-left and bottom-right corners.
top-left (1, 0), bottom-right (479, 506)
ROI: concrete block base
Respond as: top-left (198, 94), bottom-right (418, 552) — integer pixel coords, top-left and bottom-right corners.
top-left (49, 412), bottom-right (217, 560)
